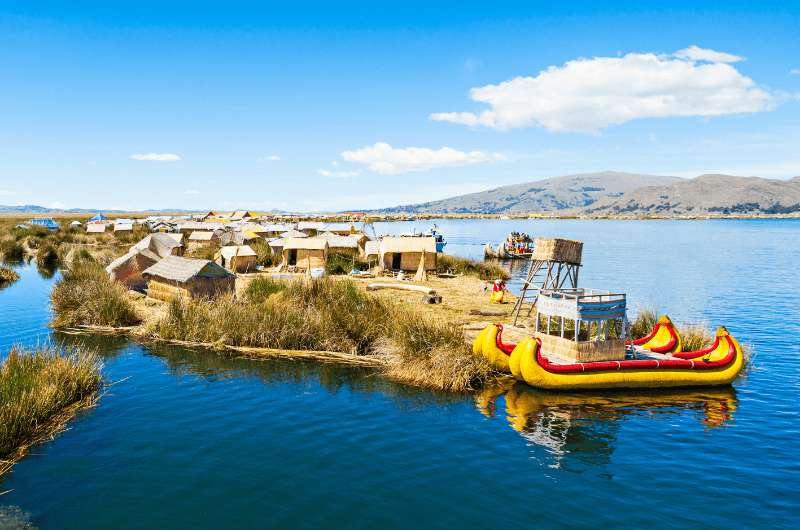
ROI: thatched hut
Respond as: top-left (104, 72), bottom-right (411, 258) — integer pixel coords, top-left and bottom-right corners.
top-left (142, 256), bottom-right (234, 301)
top-left (281, 237), bottom-right (328, 270)
top-left (297, 221), bottom-right (325, 236)
top-left (133, 233), bottom-right (184, 257)
top-left (231, 210), bottom-right (257, 221)
top-left (86, 223), bottom-right (107, 234)
top-left (318, 232), bottom-right (359, 258)
top-left (218, 245), bottom-right (257, 272)
top-left (379, 237), bottom-right (437, 272)
top-left (106, 233), bottom-right (185, 289)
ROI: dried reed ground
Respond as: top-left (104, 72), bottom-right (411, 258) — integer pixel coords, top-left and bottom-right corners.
top-left (0, 346), bottom-right (102, 477)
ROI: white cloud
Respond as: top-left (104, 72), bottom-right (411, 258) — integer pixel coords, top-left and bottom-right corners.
top-left (341, 142), bottom-right (504, 175)
top-left (791, 69), bottom-right (800, 75)
top-left (674, 45), bottom-right (743, 63)
top-left (258, 154), bottom-right (281, 162)
top-left (430, 48), bottom-right (774, 133)
top-left (130, 153), bottom-right (181, 161)
top-left (185, 189), bottom-right (200, 195)
top-left (317, 169), bottom-right (361, 178)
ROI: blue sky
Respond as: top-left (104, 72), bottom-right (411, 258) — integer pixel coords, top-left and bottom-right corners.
top-left (1, 1), bottom-right (798, 211)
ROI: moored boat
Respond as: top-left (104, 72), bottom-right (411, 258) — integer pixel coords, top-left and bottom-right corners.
top-left (484, 232), bottom-right (534, 259)
top-left (473, 322), bottom-right (746, 390)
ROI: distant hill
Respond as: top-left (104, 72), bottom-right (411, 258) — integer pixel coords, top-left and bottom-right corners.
top-left (378, 171), bottom-right (800, 216)
top-left (582, 174), bottom-right (800, 216)
top-left (378, 171), bottom-right (681, 214)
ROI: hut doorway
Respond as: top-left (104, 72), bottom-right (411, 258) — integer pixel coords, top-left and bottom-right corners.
top-left (288, 249), bottom-right (297, 266)
top-left (391, 253), bottom-right (401, 270)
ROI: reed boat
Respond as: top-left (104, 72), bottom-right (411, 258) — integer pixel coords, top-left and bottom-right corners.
top-left (474, 322), bottom-right (745, 390)
top-left (484, 232), bottom-right (534, 259)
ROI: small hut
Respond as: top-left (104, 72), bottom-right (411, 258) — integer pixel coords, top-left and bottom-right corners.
top-left (29, 218), bottom-right (59, 231)
top-left (187, 230), bottom-right (218, 251)
top-left (297, 221), bottom-right (325, 236)
top-left (133, 233), bottom-right (184, 257)
top-left (364, 240), bottom-right (380, 267)
top-left (251, 224), bottom-right (290, 238)
top-left (142, 256), bottom-right (234, 301)
top-left (281, 237), bottom-right (328, 270)
top-left (114, 222), bottom-right (133, 234)
top-left (318, 232), bottom-right (359, 258)
top-left (218, 245), bottom-right (258, 272)
top-left (279, 229), bottom-right (308, 239)
top-left (379, 237), bottom-right (437, 272)
top-left (231, 210), bottom-right (257, 221)
top-left (107, 233), bottom-right (185, 289)
top-left (86, 223), bottom-right (107, 234)
top-left (88, 213), bottom-right (108, 223)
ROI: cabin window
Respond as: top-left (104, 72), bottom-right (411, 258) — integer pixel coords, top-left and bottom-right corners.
top-left (288, 249), bottom-right (297, 266)
top-left (391, 253), bottom-right (402, 270)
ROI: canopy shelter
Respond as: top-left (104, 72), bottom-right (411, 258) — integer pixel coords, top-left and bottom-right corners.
top-left (534, 288), bottom-right (627, 362)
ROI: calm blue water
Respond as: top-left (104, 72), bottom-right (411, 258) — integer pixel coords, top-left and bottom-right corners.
top-left (1, 220), bottom-right (799, 529)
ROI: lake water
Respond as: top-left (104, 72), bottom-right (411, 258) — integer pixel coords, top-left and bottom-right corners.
top-left (1, 219), bottom-right (799, 529)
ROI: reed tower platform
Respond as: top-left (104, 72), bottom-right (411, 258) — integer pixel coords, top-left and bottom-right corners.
top-left (512, 238), bottom-right (583, 326)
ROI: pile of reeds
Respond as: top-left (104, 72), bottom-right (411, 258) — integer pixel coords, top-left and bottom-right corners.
top-left (0, 346), bottom-right (101, 476)
top-left (437, 254), bottom-right (510, 281)
top-left (0, 266), bottom-right (19, 286)
top-left (51, 261), bottom-right (141, 328)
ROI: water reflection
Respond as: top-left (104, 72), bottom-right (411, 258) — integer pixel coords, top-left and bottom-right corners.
top-left (476, 383), bottom-right (737, 468)
top-left (145, 342), bottom-right (466, 407)
top-left (35, 263), bottom-right (57, 280)
top-left (53, 331), bottom-right (130, 360)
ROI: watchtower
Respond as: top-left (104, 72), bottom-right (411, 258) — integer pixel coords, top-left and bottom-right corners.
top-left (512, 238), bottom-right (583, 326)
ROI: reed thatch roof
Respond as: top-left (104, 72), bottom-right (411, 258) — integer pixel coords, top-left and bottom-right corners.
top-left (317, 232), bottom-right (359, 248)
top-left (219, 245), bottom-right (257, 259)
top-left (283, 237), bottom-right (328, 251)
top-left (379, 236), bottom-right (437, 254)
top-left (133, 233), bottom-right (183, 258)
top-left (298, 221), bottom-right (325, 232)
top-left (364, 240), bottom-right (380, 257)
top-left (279, 229), bottom-right (308, 239)
top-left (113, 223), bottom-right (133, 232)
top-left (188, 231), bottom-right (215, 241)
top-left (86, 224), bottom-right (107, 233)
top-left (142, 256), bottom-right (232, 283)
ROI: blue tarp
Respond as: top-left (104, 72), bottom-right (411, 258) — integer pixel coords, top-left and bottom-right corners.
top-left (89, 213), bottom-right (108, 222)
top-left (29, 218), bottom-right (60, 230)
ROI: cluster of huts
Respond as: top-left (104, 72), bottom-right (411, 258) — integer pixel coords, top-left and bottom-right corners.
top-left (98, 210), bottom-right (441, 301)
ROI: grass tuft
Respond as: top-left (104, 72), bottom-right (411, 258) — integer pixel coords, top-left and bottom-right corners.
top-left (437, 254), bottom-right (510, 281)
top-left (51, 261), bottom-right (141, 328)
top-left (385, 312), bottom-right (493, 392)
top-left (0, 345), bottom-right (101, 476)
top-left (0, 266), bottom-right (19, 286)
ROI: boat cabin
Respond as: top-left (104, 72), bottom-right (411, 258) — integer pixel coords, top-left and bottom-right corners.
top-left (534, 288), bottom-right (627, 362)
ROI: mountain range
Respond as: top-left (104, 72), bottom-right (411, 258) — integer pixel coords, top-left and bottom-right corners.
top-left (378, 171), bottom-right (800, 216)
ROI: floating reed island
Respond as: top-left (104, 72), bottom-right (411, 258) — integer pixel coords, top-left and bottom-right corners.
top-left (6, 212), bottom-right (745, 394)
top-left (0, 346), bottom-right (101, 477)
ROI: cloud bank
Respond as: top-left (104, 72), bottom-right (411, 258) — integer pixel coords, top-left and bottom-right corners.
top-left (430, 47), bottom-right (774, 133)
top-left (129, 153), bottom-right (181, 161)
top-left (341, 142), bottom-right (503, 175)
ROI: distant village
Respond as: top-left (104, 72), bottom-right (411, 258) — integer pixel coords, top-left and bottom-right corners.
top-left (20, 210), bottom-right (443, 301)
